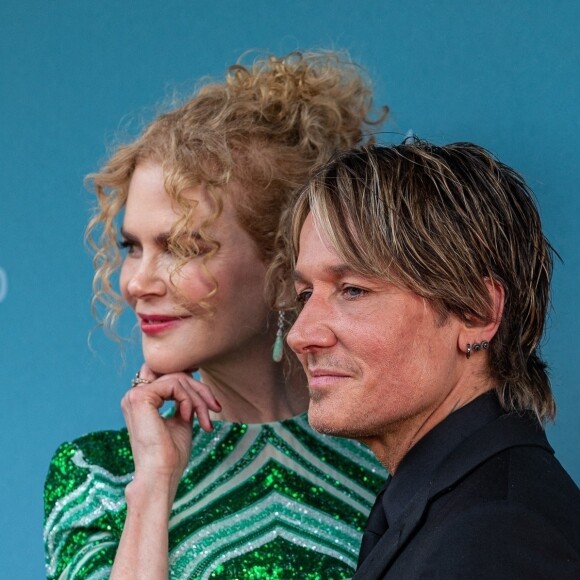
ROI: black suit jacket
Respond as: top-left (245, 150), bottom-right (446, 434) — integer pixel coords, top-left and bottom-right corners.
top-left (354, 398), bottom-right (580, 579)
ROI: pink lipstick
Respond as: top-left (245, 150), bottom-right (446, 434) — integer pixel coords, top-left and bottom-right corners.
top-left (138, 314), bottom-right (186, 335)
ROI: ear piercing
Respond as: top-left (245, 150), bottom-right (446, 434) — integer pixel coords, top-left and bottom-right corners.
top-left (465, 341), bottom-right (489, 359)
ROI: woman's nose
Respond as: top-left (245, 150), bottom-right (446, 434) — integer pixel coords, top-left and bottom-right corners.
top-left (124, 258), bottom-right (166, 299)
top-left (287, 298), bottom-right (337, 354)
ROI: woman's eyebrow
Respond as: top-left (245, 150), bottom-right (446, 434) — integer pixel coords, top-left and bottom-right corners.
top-left (119, 228), bottom-right (172, 247)
top-left (154, 232), bottom-right (171, 246)
top-left (119, 228), bottom-right (137, 242)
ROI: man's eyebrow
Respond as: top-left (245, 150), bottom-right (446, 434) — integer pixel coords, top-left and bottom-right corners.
top-left (292, 263), bottom-right (356, 283)
top-left (328, 263), bottom-right (356, 277)
top-left (292, 270), bottom-right (306, 283)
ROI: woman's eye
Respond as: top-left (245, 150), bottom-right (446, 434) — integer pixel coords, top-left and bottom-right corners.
top-left (295, 290), bottom-right (312, 308)
top-left (117, 240), bottom-right (135, 254)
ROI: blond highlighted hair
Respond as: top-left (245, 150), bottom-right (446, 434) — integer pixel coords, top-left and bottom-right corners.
top-left (86, 51), bottom-right (387, 336)
top-left (290, 142), bottom-right (555, 422)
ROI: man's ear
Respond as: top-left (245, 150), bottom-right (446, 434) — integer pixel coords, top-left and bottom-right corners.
top-left (458, 278), bottom-right (505, 357)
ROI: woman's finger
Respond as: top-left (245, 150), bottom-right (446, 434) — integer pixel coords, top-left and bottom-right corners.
top-left (137, 363), bottom-right (159, 383)
top-left (123, 373), bottom-right (219, 432)
top-left (163, 375), bottom-right (217, 432)
top-left (179, 375), bottom-right (221, 411)
top-left (151, 373), bottom-right (221, 412)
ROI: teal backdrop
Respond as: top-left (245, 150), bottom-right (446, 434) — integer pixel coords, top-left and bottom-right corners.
top-left (1, 1), bottom-right (579, 577)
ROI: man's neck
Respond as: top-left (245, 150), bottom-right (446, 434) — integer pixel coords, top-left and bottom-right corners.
top-left (361, 383), bottom-right (496, 474)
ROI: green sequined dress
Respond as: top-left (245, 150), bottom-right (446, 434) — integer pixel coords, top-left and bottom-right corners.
top-left (44, 413), bottom-right (386, 579)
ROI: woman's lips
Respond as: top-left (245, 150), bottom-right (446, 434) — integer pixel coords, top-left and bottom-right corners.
top-left (138, 314), bottom-right (188, 335)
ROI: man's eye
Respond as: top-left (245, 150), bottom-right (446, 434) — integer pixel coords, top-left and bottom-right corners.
top-left (343, 286), bottom-right (366, 298)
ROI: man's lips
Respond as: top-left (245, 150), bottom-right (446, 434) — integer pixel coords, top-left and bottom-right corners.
top-left (137, 313), bottom-right (190, 334)
top-left (307, 368), bottom-right (351, 387)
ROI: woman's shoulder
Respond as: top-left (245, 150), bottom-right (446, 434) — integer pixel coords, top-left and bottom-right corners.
top-left (47, 427), bottom-right (133, 482)
top-left (44, 427), bottom-right (133, 521)
top-left (280, 414), bottom-right (387, 478)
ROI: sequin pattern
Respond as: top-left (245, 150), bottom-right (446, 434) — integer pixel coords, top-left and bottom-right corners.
top-left (44, 414), bottom-right (386, 579)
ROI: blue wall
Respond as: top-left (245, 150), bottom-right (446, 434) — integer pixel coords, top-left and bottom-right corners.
top-left (1, 1), bottom-right (579, 577)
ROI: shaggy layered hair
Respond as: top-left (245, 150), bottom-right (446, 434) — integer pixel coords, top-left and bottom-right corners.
top-left (289, 142), bottom-right (555, 421)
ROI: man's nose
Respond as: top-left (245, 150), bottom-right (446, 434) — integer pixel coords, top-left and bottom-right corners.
top-left (287, 296), bottom-right (337, 354)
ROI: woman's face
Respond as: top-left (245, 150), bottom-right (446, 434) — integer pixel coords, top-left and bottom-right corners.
top-left (119, 161), bottom-right (271, 375)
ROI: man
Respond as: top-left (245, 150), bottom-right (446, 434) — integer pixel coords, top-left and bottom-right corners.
top-left (286, 142), bottom-right (580, 578)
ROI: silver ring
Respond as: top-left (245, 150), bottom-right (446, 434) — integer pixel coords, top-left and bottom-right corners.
top-left (131, 372), bottom-right (152, 388)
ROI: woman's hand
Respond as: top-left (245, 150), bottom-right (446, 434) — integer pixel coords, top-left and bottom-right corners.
top-left (110, 366), bottom-right (221, 579)
top-left (121, 364), bottom-right (221, 496)
top-left (110, 365), bottom-right (221, 580)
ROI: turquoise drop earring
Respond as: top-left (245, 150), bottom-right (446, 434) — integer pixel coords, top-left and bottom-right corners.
top-left (272, 311), bottom-right (285, 362)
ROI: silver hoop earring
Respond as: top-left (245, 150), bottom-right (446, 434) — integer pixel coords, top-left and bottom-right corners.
top-left (467, 340), bottom-right (490, 360)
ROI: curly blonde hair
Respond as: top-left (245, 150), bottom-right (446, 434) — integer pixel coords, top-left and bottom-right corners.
top-left (86, 50), bottom-right (387, 336)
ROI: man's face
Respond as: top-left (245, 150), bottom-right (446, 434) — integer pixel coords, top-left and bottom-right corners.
top-left (287, 214), bottom-right (463, 444)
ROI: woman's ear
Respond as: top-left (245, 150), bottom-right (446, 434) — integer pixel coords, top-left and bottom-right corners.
top-left (458, 278), bottom-right (505, 356)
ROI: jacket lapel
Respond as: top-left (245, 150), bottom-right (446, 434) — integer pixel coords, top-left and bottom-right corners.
top-left (353, 412), bottom-right (551, 579)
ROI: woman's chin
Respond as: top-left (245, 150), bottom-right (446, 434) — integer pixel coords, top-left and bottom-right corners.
top-left (143, 357), bottom-right (198, 376)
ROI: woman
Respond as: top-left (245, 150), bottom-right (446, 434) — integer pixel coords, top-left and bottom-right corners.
top-left (44, 51), bottom-right (388, 579)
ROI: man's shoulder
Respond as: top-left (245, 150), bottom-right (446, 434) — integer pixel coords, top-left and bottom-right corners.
top-left (504, 442), bottom-right (580, 501)
top-left (431, 442), bottom-right (580, 550)
top-left (387, 447), bottom-right (580, 578)
top-left (412, 496), bottom-right (580, 579)
top-left (448, 417), bottom-right (580, 509)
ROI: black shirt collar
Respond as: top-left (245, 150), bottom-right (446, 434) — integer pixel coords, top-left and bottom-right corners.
top-left (383, 392), bottom-right (504, 525)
